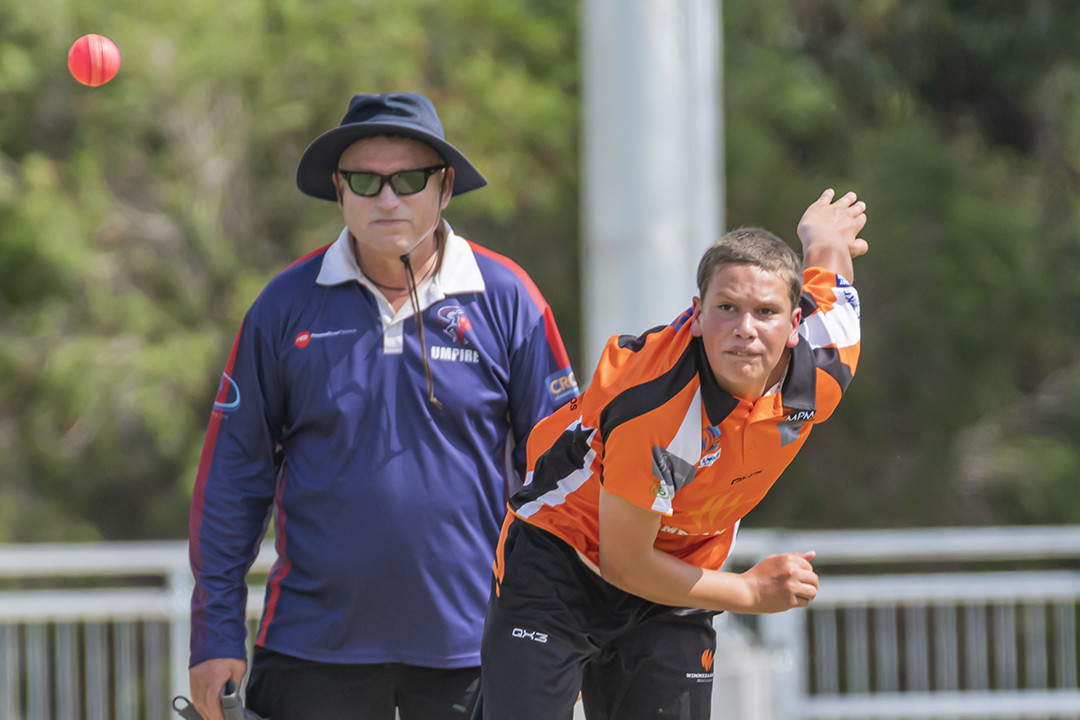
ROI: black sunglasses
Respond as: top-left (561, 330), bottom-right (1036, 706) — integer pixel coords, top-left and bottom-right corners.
top-left (338, 165), bottom-right (448, 198)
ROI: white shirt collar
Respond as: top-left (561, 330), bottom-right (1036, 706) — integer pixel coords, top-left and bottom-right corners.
top-left (315, 221), bottom-right (486, 354)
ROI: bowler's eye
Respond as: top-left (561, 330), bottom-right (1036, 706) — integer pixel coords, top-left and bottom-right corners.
top-left (715, 303), bottom-right (735, 312)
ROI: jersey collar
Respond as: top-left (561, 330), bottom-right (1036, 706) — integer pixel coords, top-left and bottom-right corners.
top-left (777, 337), bottom-right (818, 413)
top-left (696, 335), bottom-right (818, 426)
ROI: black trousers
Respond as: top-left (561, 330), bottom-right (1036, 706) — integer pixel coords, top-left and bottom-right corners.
top-left (475, 520), bottom-right (717, 720)
top-left (245, 646), bottom-right (480, 720)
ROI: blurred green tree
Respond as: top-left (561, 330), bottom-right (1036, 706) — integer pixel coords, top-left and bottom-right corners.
top-left (724, 0), bottom-right (1080, 528)
top-left (0, 0), bottom-right (579, 540)
top-left (0, 0), bottom-right (1077, 540)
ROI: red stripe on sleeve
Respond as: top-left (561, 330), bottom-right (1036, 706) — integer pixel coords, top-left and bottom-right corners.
top-left (467, 241), bottom-right (572, 369)
top-left (256, 471), bottom-right (291, 647)
top-left (189, 329), bottom-right (242, 574)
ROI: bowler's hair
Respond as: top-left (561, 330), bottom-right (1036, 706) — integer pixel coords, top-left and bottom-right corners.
top-left (696, 228), bottom-right (802, 310)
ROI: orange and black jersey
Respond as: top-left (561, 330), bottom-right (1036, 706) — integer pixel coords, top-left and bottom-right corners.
top-left (507, 267), bottom-right (860, 572)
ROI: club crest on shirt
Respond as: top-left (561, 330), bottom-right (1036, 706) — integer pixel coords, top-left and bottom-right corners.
top-left (437, 305), bottom-right (472, 344)
top-left (699, 425), bottom-right (722, 468)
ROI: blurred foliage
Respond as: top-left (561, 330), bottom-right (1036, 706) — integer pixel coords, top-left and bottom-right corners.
top-left (0, 0), bottom-right (1077, 541)
top-left (728, 0), bottom-right (1080, 529)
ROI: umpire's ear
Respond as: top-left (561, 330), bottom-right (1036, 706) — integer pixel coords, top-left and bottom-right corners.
top-left (333, 171), bottom-right (344, 207)
top-left (438, 166), bottom-right (455, 211)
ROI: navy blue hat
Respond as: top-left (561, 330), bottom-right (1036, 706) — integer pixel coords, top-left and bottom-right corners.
top-left (296, 92), bottom-right (488, 201)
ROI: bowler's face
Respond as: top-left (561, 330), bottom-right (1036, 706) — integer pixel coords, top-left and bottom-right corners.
top-left (334, 136), bottom-right (451, 262)
top-left (690, 264), bottom-right (801, 401)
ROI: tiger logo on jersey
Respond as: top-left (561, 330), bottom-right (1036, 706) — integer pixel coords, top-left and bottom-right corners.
top-left (699, 425), bottom-right (722, 468)
top-left (437, 305), bottom-right (472, 344)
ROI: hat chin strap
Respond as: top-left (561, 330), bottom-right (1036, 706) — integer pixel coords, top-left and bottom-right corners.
top-left (398, 201), bottom-right (445, 410)
top-left (396, 175), bottom-right (448, 262)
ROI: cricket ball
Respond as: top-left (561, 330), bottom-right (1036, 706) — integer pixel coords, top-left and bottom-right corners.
top-left (68, 34), bottom-right (122, 87)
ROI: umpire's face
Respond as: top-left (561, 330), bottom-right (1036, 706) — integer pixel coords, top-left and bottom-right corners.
top-left (333, 135), bottom-right (453, 267)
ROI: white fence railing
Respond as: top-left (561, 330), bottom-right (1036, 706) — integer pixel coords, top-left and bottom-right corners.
top-left (721, 526), bottom-right (1080, 720)
top-left (2, 527), bottom-right (1080, 720)
top-left (0, 541), bottom-right (271, 720)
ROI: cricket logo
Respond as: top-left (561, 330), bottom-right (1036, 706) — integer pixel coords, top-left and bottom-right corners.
top-left (437, 305), bottom-right (472, 344)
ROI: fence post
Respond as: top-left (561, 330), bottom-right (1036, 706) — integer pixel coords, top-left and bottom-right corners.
top-left (168, 566), bottom-right (194, 704)
top-left (759, 608), bottom-right (808, 720)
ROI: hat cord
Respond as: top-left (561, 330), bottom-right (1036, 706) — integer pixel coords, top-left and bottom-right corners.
top-left (400, 252), bottom-right (443, 410)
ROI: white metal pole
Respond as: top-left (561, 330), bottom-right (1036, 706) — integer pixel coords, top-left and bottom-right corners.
top-left (581, 0), bottom-right (723, 374)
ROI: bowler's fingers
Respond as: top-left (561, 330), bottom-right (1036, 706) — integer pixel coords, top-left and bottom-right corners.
top-left (792, 576), bottom-right (818, 607)
top-left (826, 190), bottom-right (869, 256)
top-left (795, 551), bottom-right (820, 606)
top-left (831, 190), bottom-right (866, 215)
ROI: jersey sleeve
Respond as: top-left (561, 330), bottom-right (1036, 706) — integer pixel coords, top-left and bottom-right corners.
top-left (465, 240), bottom-right (580, 486)
top-left (799, 266), bottom-right (861, 422)
top-left (187, 305), bottom-right (284, 666)
top-left (505, 289), bottom-right (579, 487)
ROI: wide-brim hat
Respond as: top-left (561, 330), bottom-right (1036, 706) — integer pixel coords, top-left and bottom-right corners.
top-left (296, 92), bottom-right (488, 201)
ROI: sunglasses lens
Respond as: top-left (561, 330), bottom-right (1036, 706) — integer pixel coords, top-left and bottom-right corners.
top-left (389, 170), bottom-right (430, 196)
top-left (341, 166), bottom-right (444, 197)
top-left (347, 172), bottom-right (382, 197)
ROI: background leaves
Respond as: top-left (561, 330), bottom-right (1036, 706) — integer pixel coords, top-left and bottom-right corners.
top-left (0, 0), bottom-right (1077, 540)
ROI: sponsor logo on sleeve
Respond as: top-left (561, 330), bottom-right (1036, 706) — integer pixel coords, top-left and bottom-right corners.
top-left (546, 367), bottom-right (578, 406)
top-left (778, 411), bottom-right (813, 447)
top-left (213, 373), bottom-right (241, 412)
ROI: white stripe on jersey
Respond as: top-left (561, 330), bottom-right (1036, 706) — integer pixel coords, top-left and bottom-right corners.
top-left (800, 285), bottom-right (860, 350)
top-left (651, 390), bottom-right (703, 514)
top-left (515, 421), bottom-right (598, 519)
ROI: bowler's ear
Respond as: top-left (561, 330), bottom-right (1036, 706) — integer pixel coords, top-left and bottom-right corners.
top-left (785, 307), bottom-right (803, 348)
top-left (689, 297), bottom-right (703, 337)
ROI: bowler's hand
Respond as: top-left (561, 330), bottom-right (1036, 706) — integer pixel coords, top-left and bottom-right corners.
top-left (189, 657), bottom-right (246, 720)
top-left (798, 188), bottom-right (869, 260)
top-left (740, 551), bottom-right (819, 613)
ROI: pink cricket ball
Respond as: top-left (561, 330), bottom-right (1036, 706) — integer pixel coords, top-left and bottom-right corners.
top-left (68, 34), bottom-right (122, 87)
